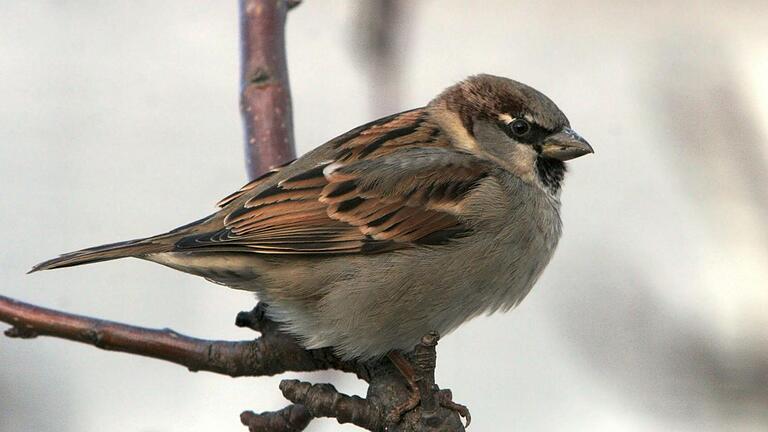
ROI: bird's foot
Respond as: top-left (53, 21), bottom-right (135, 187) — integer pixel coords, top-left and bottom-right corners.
top-left (385, 332), bottom-right (470, 428)
top-left (436, 388), bottom-right (471, 427)
top-left (386, 350), bottom-right (422, 423)
top-left (384, 382), bottom-right (471, 428)
top-left (385, 378), bottom-right (422, 424)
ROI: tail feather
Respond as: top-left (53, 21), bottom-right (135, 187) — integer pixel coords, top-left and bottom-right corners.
top-left (29, 236), bottom-right (174, 273)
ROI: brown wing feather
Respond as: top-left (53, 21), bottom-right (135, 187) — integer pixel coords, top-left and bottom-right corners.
top-left (216, 158), bottom-right (296, 208)
top-left (174, 109), bottom-right (490, 255)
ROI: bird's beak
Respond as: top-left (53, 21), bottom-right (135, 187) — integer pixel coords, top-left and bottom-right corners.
top-left (541, 127), bottom-right (593, 161)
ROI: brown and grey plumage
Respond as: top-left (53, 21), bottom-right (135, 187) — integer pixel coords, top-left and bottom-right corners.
top-left (31, 74), bottom-right (592, 361)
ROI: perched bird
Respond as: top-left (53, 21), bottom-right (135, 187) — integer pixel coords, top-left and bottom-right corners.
top-left (32, 74), bottom-right (592, 363)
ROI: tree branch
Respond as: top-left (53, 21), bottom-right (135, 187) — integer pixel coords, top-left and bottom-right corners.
top-left (0, 295), bottom-right (465, 430)
top-left (0, 296), bottom-right (361, 378)
top-left (240, 0), bottom-right (297, 179)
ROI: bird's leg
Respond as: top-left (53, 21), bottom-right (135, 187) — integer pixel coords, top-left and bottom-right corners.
top-left (386, 350), bottom-right (422, 423)
top-left (387, 332), bottom-right (472, 428)
top-left (413, 331), bottom-right (471, 427)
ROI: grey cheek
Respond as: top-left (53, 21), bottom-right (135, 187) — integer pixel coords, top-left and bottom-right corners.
top-left (473, 122), bottom-right (516, 154)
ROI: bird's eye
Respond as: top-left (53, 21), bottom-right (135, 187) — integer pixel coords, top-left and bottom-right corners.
top-left (509, 119), bottom-right (531, 137)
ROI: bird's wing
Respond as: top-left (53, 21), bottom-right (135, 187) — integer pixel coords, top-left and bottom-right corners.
top-left (174, 109), bottom-right (492, 255)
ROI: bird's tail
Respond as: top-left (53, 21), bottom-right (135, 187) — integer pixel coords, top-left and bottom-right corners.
top-left (29, 234), bottom-right (177, 273)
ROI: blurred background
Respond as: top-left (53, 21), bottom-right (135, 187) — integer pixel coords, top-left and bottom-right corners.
top-left (1, 1), bottom-right (767, 431)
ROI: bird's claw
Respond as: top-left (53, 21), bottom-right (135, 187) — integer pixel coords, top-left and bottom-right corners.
top-left (436, 388), bottom-right (471, 427)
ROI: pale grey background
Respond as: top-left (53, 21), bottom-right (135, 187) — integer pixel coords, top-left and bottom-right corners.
top-left (1, 1), bottom-right (767, 431)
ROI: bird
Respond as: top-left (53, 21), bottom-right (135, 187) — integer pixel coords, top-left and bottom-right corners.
top-left (32, 73), bottom-right (592, 365)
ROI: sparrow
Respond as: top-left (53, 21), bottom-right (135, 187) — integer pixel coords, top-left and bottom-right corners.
top-left (31, 74), bottom-right (592, 363)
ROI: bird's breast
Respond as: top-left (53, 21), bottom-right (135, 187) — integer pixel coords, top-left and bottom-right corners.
top-left (461, 173), bottom-right (563, 314)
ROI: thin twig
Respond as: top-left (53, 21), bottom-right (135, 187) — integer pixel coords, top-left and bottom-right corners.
top-left (240, 0), bottom-right (297, 179)
top-left (280, 379), bottom-right (382, 431)
top-left (241, 404), bottom-right (313, 432)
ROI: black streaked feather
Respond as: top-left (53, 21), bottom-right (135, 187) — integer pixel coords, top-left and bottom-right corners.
top-left (325, 180), bottom-right (357, 198)
top-left (330, 109), bottom-right (421, 149)
top-left (175, 231), bottom-right (226, 249)
top-left (382, 219), bottom-right (404, 233)
top-left (336, 147), bottom-right (354, 161)
top-left (337, 197), bottom-right (366, 212)
top-left (358, 123), bottom-right (421, 158)
top-left (284, 164), bottom-right (328, 182)
top-left (250, 184), bottom-right (285, 201)
top-left (367, 211), bottom-right (397, 227)
top-left (225, 206), bottom-right (254, 222)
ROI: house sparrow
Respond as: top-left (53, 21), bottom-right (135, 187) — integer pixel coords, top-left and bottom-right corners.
top-left (32, 74), bottom-right (592, 363)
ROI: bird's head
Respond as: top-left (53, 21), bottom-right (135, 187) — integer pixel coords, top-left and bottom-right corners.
top-left (430, 74), bottom-right (592, 194)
